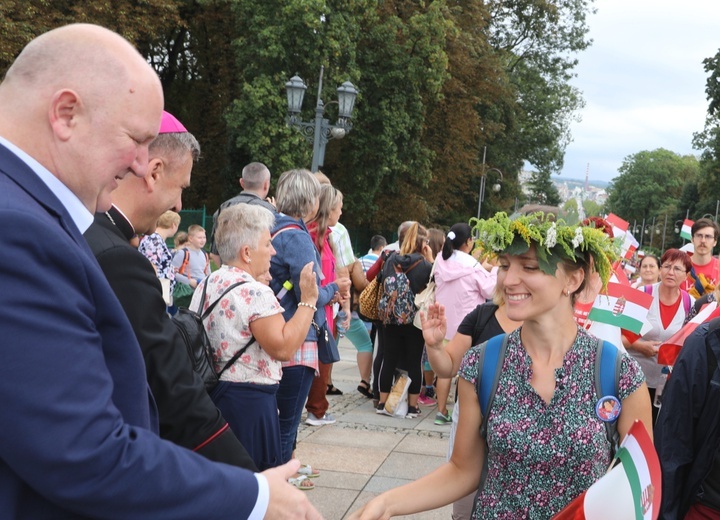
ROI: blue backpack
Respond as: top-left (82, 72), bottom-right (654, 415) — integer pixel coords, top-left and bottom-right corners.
top-left (475, 334), bottom-right (622, 455)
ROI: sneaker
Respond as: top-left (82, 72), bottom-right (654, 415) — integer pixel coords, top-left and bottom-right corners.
top-left (424, 385), bottom-right (436, 399)
top-left (305, 412), bottom-right (337, 426)
top-left (376, 403), bottom-right (392, 416)
top-left (405, 406), bottom-right (421, 418)
top-left (434, 411), bottom-right (452, 425)
top-left (417, 394), bottom-right (436, 406)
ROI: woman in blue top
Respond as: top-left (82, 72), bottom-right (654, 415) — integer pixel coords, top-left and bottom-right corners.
top-left (350, 212), bottom-right (652, 520)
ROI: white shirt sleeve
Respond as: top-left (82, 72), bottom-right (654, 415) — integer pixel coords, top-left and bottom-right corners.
top-left (248, 474), bottom-right (269, 519)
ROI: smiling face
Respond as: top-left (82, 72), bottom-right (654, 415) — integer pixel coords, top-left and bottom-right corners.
top-left (497, 247), bottom-right (579, 323)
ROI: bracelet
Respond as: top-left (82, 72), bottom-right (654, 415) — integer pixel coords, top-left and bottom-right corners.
top-left (298, 302), bottom-right (317, 312)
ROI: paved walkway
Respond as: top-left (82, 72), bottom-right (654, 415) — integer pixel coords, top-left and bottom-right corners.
top-left (296, 336), bottom-right (455, 519)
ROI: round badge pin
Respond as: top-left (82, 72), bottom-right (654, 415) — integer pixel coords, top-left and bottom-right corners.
top-left (595, 395), bottom-right (621, 423)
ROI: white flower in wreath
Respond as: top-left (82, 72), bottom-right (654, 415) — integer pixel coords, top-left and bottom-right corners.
top-left (546, 223), bottom-right (558, 249)
top-left (572, 227), bottom-right (584, 248)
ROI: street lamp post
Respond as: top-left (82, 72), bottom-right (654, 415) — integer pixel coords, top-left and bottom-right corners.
top-left (476, 146), bottom-right (504, 219)
top-left (674, 219), bottom-right (686, 245)
top-left (285, 66), bottom-right (359, 172)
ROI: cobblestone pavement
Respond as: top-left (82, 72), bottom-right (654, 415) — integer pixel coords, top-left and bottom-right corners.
top-left (295, 336), bottom-right (455, 519)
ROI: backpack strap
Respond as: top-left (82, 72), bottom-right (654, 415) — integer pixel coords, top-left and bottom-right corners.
top-left (594, 339), bottom-right (622, 456)
top-left (270, 224), bottom-right (303, 300)
top-left (681, 290), bottom-right (691, 315)
top-left (178, 248), bottom-right (190, 276)
top-left (198, 278), bottom-right (257, 377)
top-left (477, 333), bottom-right (508, 437)
top-left (472, 333), bottom-right (508, 501)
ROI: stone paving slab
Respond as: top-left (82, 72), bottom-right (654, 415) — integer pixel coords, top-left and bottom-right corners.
top-left (299, 336), bottom-right (456, 519)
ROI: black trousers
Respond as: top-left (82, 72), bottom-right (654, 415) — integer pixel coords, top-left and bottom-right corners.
top-left (378, 324), bottom-right (424, 395)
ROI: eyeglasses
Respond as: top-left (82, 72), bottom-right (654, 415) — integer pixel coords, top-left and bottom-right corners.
top-left (661, 265), bottom-right (687, 274)
top-left (694, 233), bottom-right (716, 241)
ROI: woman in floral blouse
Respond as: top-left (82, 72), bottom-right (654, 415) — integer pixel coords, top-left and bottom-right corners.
top-left (190, 203), bottom-right (318, 472)
top-left (350, 213), bottom-right (652, 520)
top-left (138, 210), bottom-right (180, 292)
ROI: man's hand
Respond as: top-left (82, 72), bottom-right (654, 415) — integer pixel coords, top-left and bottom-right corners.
top-left (262, 460), bottom-right (323, 519)
top-left (266, 196), bottom-right (276, 208)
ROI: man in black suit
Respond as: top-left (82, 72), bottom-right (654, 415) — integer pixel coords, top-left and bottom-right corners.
top-left (84, 111), bottom-right (258, 469)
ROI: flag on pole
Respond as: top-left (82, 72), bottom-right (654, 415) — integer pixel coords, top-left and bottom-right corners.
top-left (552, 420), bottom-right (661, 520)
top-left (606, 213), bottom-right (630, 239)
top-left (622, 231), bottom-right (639, 260)
top-left (680, 219), bottom-right (694, 241)
top-left (587, 282), bottom-right (653, 334)
top-left (657, 302), bottom-right (720, 366)
top-left (612, 261), bottom-right (630, 286)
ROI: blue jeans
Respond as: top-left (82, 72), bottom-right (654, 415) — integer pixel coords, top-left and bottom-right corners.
top-left (276, 365), bottom-right (315, 463)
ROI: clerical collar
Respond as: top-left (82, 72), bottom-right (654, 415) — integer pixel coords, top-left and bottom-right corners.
top-left (105, 205), bottom-right (136, 242)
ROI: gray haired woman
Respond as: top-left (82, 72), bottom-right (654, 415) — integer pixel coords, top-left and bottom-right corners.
top-left (191, 203), bottom-right (318, 473)
top-left (269, 169), bottom-right (351, 470)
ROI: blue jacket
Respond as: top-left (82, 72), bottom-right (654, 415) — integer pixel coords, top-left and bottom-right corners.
top-left (0, 143), bottom-right (260, 519)
top-left (269, 213), bottom-right (338, 341)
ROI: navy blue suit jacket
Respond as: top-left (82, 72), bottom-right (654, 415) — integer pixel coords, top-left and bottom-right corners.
top-left (0, 144), bottom-right (259, 519)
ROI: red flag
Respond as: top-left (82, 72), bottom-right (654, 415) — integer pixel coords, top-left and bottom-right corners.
top-left (658, 302), bottom-right (720, 366)
top-left (612, 261), bottom-right (630, 286)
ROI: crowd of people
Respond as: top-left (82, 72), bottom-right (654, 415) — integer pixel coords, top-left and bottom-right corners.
top-left (3, 22), bottom-right (719, 520)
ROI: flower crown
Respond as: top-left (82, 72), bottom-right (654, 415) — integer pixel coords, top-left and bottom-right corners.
top-left (470, 212), bottom-right (619, 289)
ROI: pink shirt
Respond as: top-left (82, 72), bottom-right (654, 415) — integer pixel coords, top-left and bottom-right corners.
top-left (434, 251), bottom-right (497, 339)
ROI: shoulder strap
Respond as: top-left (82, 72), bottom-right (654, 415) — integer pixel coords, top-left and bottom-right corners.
top-left (198, 279), bottom-right (256, 377)
top-left (595, 339), bottom-right (622, 455)
top-left (271, 224), bottom-right (302, 239)
top-left (644, 284), bottom-right (652, 295)
top-left (200, 280), bottom-right (248, 320)
top-left (178, 248), bottom-right (190, 276)
top-left (681, 290), bottom-right (691, 315)
top-left (477, 333), bottom-right (508, 437)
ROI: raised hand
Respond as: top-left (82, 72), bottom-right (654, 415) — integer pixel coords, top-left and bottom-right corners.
top-left (421, 302), bottom-right (447, 349)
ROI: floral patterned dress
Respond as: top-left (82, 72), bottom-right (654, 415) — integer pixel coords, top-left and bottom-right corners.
top-left (458, 327), bottom-right (645, 519)
top-left (138, 233), bottom-right (175, 291)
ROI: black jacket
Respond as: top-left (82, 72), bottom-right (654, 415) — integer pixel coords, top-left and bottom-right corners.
top-left (84, 207), bottom-right (257, 470)
top-left (655, 319), bottom-right (720, 519)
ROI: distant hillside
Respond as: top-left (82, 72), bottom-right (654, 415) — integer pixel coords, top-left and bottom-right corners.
top-left (554, 176), bottom-right (610, 189)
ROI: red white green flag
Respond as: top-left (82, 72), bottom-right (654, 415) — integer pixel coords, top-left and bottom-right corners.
top-left (553, 420), bottom-right (661, 520)
top-left (680, 219), bottom-right (694, 241)
top-left (658, 301), bottom-right (720, 366)
top-left (587, 282), bottom-right (653, 334)
top-left (606, 213), bottom-right (629, 238)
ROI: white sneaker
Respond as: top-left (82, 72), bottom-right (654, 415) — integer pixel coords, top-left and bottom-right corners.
top-left (305, 412), bottom-right (337, 426)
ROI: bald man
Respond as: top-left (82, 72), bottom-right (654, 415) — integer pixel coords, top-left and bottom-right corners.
top-left (0, 24), bottom-right (319, 520)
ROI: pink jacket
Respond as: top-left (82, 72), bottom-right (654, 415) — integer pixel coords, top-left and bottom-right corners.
top-left (434, 251), bottom-right (497, 339)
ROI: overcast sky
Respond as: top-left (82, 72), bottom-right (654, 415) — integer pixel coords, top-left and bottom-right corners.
top-left (559, 0), bottom-right (720, 184)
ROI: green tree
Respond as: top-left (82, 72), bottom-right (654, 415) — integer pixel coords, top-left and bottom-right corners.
top-left (605, 149), bottom-right (699, 224)
top-left (582, 199), bottom-right (602, 217)
top-left (526, 170), bottom-right (561, 206)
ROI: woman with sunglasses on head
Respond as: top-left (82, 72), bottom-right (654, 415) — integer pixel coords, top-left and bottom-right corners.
top-left (350, 212), bottom-right (651, 520)
top-left (622, 248), bottom-right (694, 424)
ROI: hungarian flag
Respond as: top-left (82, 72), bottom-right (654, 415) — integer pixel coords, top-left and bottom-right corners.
top-left (612, 261), bottom-right (630, 286)
top-left (553, 420), bottom-right (661, 520)
top-left (657, 302), bottom-right (720, 366)
top-left (606, 213), bottom-right (629, 239)
top-left (622, 231), bottom-right (639, 260)
top-left (587, 282), bottom-right (653, 334)
top-left (680, 219), bottom-right (694, 241)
